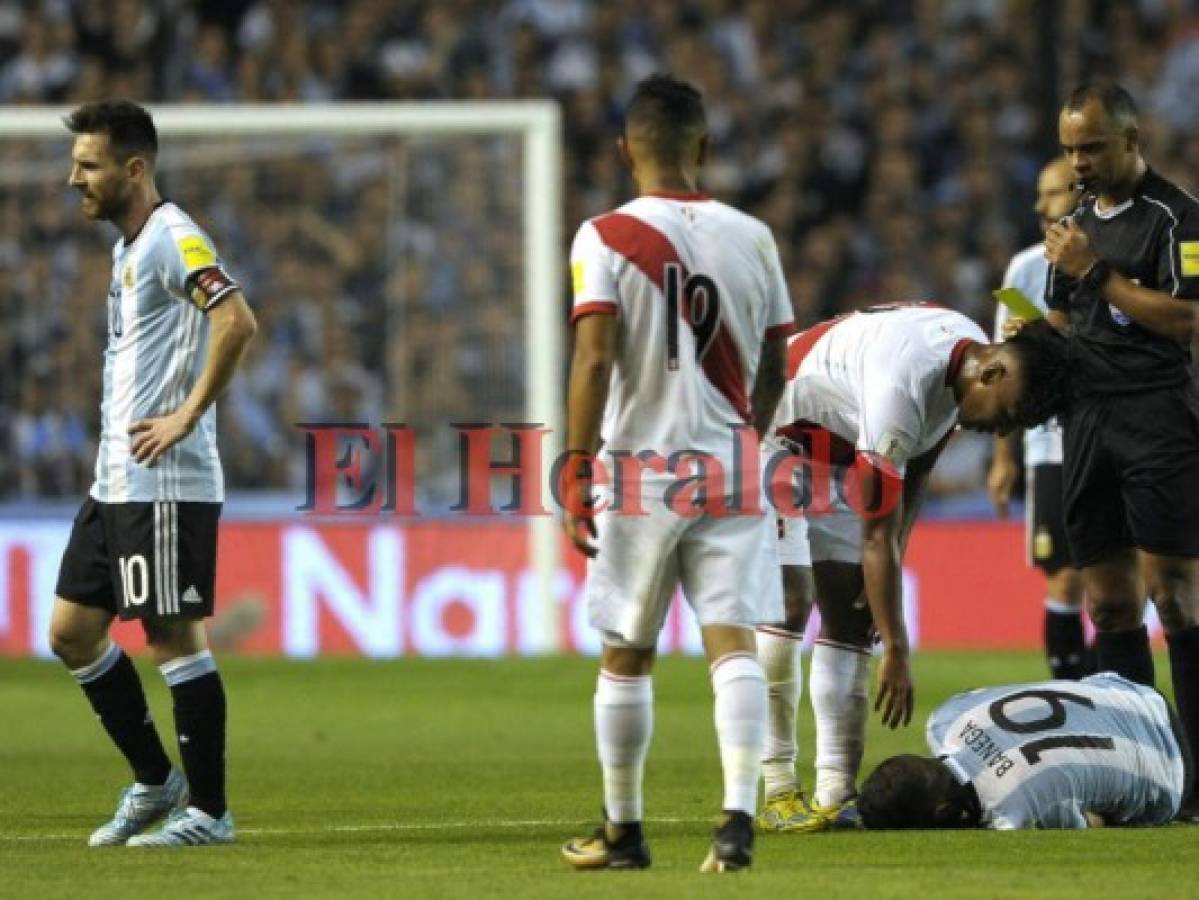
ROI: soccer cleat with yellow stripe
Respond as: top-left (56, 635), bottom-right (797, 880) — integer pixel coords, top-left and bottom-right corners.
top-left (757, 790), bottom-right (813, 832)
top-left (785, 798), bottom-right (864, 833)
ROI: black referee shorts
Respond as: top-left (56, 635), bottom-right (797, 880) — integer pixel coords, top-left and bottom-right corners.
top-left (1025, 464), bottom-right (1072, 575)
top-left (56, 497), bottom-right (220, 621)
top-left (1062, 385), bottom-right (1199, 567)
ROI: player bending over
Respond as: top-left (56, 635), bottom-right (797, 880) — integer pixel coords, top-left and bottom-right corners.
top-left (756, 305), bottom-right (1069, 833)
top-left (858, 673), bottom-right (1191, 829)
top-left (559, 74), bottom-right (794, 873)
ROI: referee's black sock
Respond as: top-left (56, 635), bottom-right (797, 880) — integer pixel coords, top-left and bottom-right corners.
top-left (1043, 600), bottom-right (1086, 680)
top-left (74, 643), bottom-right (173, 786)
top-left (1095, 625), bottom-right (1156, 687)
top-left (1167, 626), bottom-right (1199, 796)
top-left (162, 651), bottom-right (227, 819)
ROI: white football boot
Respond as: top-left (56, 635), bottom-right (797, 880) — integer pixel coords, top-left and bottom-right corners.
top-left (88, 768), bottom-right (189, 846)
top-left (127, 806), bottom-right (235, 846)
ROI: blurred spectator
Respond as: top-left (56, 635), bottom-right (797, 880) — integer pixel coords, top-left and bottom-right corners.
top-left (1, 0), bottom-right (1196, 511)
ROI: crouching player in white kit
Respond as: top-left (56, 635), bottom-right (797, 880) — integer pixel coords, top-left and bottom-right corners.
top-left (858, 674), bottom-right (1192, 829)
top-left (559, 74), bottom-right (795, 873)
top-left (755, 304), bottom-right (1071, 832)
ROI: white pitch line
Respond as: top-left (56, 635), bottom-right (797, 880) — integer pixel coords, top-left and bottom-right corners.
top-left (0, 815), bottom-right (707, 844)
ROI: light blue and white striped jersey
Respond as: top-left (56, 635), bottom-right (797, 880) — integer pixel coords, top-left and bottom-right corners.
top-left (928, 674), bottom-right (1185, 829)
top-left (993, 242), bottom-right (1062, 466)
top-left (91, 202), bottom-right (238, 503)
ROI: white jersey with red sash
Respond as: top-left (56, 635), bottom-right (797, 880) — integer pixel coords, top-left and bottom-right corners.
top-left (775, 304), bottom-right (986, 476)
top-left (570, 190), bottom-right (795, 476)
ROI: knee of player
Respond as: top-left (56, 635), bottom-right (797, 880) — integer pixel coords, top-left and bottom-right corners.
top-left (1146, 570), bottom-right (1195, 633)
top-left (142, 619), bottom-right (206, 660)
top-left (1046, 568), bottom-right (1085, 606)
top-left (817, 604), bottom-right (873, 647)
top-left (1085, 593), bottom-right (1144, 632)
top-left (782, 573), bottom-right (814, 631)
top-left (48, 622), bottom-right (105, 668)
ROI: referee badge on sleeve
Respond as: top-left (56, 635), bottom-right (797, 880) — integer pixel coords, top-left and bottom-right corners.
top-left (1181, 242), bottom-right (1199, 277)
top-left (1034, 526), bottom-right (1054, 561)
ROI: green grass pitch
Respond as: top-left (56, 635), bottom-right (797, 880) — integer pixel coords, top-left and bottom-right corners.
top-left (2, 651), bottom-right (1195, 898)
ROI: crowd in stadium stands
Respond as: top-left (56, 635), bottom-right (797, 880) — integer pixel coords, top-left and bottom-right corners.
top-left (2, 0), bottom-right (1197, 506)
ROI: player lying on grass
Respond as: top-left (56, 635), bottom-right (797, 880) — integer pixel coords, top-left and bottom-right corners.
top-left (755, 306), bottom-right (1071, 833)
top-left (857, 673), bottom-right (1192, 829)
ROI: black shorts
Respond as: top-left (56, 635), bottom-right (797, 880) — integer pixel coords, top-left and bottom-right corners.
top-left (1062, 386), bottom-right (1199, 567)
top-left (1025, 464), bottom-right (1072, 575)
top-left (55, 498), bottom-right (221, 621)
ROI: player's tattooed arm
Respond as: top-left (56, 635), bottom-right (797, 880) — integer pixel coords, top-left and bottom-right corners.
top-left (129, 292), bottom-right (257, 465)
top-left (750, 336), bottom-right (787, 440)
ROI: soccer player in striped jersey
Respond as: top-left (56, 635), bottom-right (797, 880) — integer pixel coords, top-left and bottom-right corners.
top-left (560, 74), bottom-right (794, 873)
top-left (756, 305), bottom-right (1070, 833)
top-left (858, 673), bottom-right (1191, 829)
top-left (49, 100), bottom-right (257, 846)
top-left (987, 158), bottom-right (1088, 681)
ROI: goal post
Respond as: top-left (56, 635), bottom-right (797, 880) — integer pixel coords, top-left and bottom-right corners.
top-left (1, 102), bottom-right (564, 653)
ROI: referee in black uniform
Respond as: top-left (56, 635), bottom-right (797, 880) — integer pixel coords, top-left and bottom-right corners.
top-left (1042, 83), bottom-right (1199, 819)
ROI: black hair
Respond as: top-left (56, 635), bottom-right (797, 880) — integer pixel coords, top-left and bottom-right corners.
top-left (858, 755), bottom-right (982, 830)
top-left (1004, 319), bottom-right (1072, 428)
top-left (1064, 82), bottom-right (1138, 131)
top-left (64, 99), bottom-right (158, 163)
top-left (623, 74), bottom-right (706, 163)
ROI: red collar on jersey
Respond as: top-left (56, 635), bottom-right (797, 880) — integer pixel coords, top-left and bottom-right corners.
top-left (643, 190), bottom-right (711, 201)
top-left (945, 338), bottom-right (975, 386)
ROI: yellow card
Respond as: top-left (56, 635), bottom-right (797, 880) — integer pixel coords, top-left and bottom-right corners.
top-left (993, 287), bottom-right (1044, 321)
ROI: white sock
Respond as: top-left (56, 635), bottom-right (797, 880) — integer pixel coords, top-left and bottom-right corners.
top-left (711, 652), bottom-right (767, 815)
top-left (594, 670), bottom-right (653, 824)
top-left (809, 641), bottom-right (870, 807)
top-left (757, 627), bottom-right (804, 797)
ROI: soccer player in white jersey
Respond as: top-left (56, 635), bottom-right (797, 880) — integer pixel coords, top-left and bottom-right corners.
top-left (987, 159), bottom-right (1088, 681)
top-left (559, 75), bottom-right (795, 873)
top-left (857, 673), bottom-right (1191, 829)
top-left (755, 304), bottom-right (1071, 832)
top-left (49, 101), bottom-right (257, 846)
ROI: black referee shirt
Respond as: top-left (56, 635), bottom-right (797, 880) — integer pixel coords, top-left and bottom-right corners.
top-left (1046, 168), bottom-right (1199, 396)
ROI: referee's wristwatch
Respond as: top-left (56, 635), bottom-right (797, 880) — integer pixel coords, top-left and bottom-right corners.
top-left (1081, 259), bottom-right (1112, 294)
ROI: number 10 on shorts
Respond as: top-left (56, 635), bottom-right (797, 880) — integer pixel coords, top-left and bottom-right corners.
top-left (118, 554), bottom-right (150, 608)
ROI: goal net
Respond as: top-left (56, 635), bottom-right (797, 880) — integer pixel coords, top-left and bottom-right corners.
top-left (0, 103), bottom-right (565, 656)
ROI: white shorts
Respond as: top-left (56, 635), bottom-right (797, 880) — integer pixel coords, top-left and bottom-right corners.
top-left (585, 484), bottom-right (784, 648)
top-left (776, 465), bottom-right (862, 566)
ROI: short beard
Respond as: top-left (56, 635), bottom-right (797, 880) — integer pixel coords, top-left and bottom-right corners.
top-left (95, 192), bottom-right (131, 223)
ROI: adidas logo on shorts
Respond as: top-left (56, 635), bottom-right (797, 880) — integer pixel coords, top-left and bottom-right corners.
top-left (181, 586), bottom-right (203, 605)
